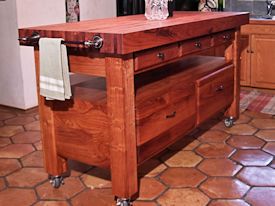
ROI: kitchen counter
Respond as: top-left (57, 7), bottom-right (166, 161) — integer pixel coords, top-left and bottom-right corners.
top-left (18, 11), bottom-right (249, 205)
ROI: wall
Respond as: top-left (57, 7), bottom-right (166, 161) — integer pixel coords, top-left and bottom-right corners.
top-left (16, 0), bottom-right (66, 109)
top-left (0, 0), bottom-right (25, 109)
top-left (225, 0), bottom-right (267, 15)
top-left (79, 0), bottom-right (116, 20)
top-left (0, 0), bottom-right (116, 109)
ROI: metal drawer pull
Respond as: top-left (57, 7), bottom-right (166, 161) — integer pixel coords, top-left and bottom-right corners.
top-left (166, 111), bottom-right (176, 119)
top-left (157, 52), bottom-right (165, 60)
top-left (223, 34), bottom-right (231, 40)
top-left (216, 85), bottom-right (224, 92)
top-left (195, 42), bottom-right (202, 48)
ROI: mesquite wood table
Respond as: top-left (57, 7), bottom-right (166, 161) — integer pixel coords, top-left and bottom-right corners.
top-left (19, 12), bottom-right (249, 205)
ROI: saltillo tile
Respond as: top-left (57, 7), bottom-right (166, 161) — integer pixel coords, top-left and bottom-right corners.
top-left (227, 135), bottom-right (265, 149)
top-left (245, 187), bottom-right (275, 206)
top-left (231, 150), bottom-right (273, 166)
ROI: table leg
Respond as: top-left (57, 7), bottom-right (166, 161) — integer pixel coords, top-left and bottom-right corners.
top-left (225, 29), bottom-right (241, 120)
top-left (34, 50), bottom-right (68, 179)
top-left (106, 56), bottom-right (138, 201)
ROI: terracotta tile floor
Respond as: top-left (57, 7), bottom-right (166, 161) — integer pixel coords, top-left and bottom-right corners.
top-left (0, 105), bottom-right (275, 206)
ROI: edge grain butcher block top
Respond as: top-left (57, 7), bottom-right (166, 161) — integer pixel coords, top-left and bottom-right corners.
top-left (19, 11), bottom-right (249, 54)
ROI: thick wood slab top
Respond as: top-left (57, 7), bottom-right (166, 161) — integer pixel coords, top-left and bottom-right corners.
top-left (19, 11), bottom-right (249, 54)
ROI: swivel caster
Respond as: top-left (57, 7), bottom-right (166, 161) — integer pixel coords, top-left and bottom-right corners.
top-left (116, 198), bottom-right (132, 206)
top-left (224, 116), bottom-right (234, 128)
top-left (49, 175), bottom-right (64, 188)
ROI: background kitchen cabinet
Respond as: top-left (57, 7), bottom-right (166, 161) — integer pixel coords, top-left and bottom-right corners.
top-left (240, 22), bottom-right (275, 89)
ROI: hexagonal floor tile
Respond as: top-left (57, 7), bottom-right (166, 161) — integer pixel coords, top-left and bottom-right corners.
top-left (7, 168), bottom-right (47, 187)
top-left (0, 159), bottom-right (21, 176)
top-left (133, 201), bottom-right (157, 206)
top-left (237, 167), bottom-right (275, 186)
top-left (0, 121), bottom-right (4, 127)
top-left (227, 135), bottom-right (265, 149)
top-left (0, 111), bottom-right (16, 121)
top-left (24, 121), bottom-right (40, 131)
top-left (71, 188), bottom-right (113, 206)
top-left (256, 130), bottom-right (275, 141)
top-left (157, 188), bottom-right (209, 206)
top-left (200, 177), bottom-right (250, 199)
top-left (161, 151), bottom-right (202, 167)
top-left (198, 159), bottom-right (242, 176)
top-left (234, 114), bottom-right (252, 124)
top-left (159, 168), bottom-right (206, 187)
top-left (21, 151), bottom-right (44, 167)
top-left (270, 160), bottom-right (275, 169)
top-left (0, 144), bottom-right (34, 158)
top-left (245, 187), bottom-right (275, 206)
top-left (250, 119), bottom-right (275, 129)
top-left (139, 159), bottom-right (167, 178)
top-left (37, 177), bottom-right (85, 200)
top-left (34, 201), bottom-right (70, 206)
top-left (169, 136), bottom-right (200, 151)
top-left (0, 125), bottom-right (24, 137)
top-left (198, 130), bottom-right (230, 143)
top-left (0, 188), bottom-right (37, 206)
top-left (34, 141), bottom-right (42, 150)
top-left (195, 143), bottom-right (235, 158)
top-left (223, 124), bottom-right (257, 135)
top-left (5, 116), bottom-right (35, 126)
top-left (81, 167), bottom-right (111, 189)
top-left (231, 150), bottom-right (273, 166)
top-left (11, 131), bottom-right (40, 144)
top-left (0, 178), bottom-right (6, 191)
top-left (263, 142), bottom-right (275, 155)
top-left (138, 177), bottom-right (166, 201)
top-left (0, 138), bottom-right (11, 148)
top-left (209, 199), bottom-right (249, 206)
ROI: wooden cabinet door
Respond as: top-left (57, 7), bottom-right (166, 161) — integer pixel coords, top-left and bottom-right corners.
top-left (251, 34), bottom-right (275, 89)
top-left (240, 35), bottom-right (251, 86)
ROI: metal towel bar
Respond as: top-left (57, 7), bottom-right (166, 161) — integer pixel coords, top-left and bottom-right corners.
top-left (18, 32), bottom-right (103, 49)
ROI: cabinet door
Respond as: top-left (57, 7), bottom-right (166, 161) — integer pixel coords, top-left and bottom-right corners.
top-left (251, 34), bottom-right (275, 89)
top-left (240, 35), bottom-right (251, 86)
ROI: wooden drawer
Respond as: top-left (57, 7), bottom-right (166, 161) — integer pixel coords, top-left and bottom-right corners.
top-left (136, 82), bottom-right (196, 146)
top-left (196, 64), bottom-right (234, 125)
top-left (134, 44), bottom-right (180, 71)
top-left (181, 36), bottom-right (212, 56)
top-left (213, 30), bottom-right (235, 46)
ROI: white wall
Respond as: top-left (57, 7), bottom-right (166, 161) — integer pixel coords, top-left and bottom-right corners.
top-left (0, 0), bottom-right (25, 109)
top-left (79, 0), bottom-right (116, 20)
top-left (16, 0), bottom-right (66, 109)
top-left (0, 0), bottom-right (116, 109)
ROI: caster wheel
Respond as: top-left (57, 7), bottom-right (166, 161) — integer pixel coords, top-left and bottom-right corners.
top-left (49, 176), bottom-right (64, 188)
top-left (116, 198), bottom-right (132, 206)
top-left (224, 117), bottom-right (234, 128)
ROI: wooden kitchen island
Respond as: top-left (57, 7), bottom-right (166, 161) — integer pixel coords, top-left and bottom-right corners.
top-left (19, 12), bottom-right (249, 205)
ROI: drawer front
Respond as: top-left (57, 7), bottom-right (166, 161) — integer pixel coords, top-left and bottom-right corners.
top-left (213, 30), bottom-right (235, 46)
top-left (196, 65), bottom-right (234, 125)
top-left (134, 44), bottom-right (180, 71)
top-left (181, 36), bottom-right (212, 56)
top-left (136, 83), bottom-right (196, 146)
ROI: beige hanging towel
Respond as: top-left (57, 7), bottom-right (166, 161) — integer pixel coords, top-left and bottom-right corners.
top-left (39, 38), bottom-right (71, 101)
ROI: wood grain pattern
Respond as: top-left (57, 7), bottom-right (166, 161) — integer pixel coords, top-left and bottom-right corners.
top-left (19, 12), bottom-right (249, 54)
top-left (240, 35), bottom-right (251, 86)
top-left (105, 56), bottom-right (138, 198)
top-left (226, 29), bottom-right (241, 119)
top-left (34, 50), bottom-right (68, 176)
top-left (53, 78), bottom-right (110, 168)
top-left (196, 65), bottom-right (234, 124)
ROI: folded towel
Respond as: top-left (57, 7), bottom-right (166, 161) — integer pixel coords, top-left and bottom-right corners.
top-left (39, 38), bottom-right (71, 101)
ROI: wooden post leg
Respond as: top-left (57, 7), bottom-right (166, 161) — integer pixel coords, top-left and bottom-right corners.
top-left (34, 50), bottom-right (68, 176)
top-left (106, 56), bottom-right (138, 200)
top-left (226, 29), bottom-right (241, 119)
